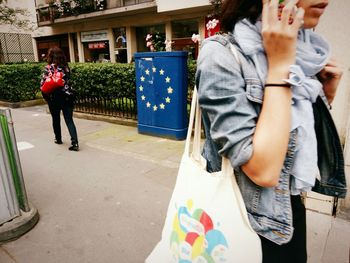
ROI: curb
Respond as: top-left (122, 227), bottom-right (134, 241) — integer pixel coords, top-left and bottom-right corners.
top-left (72, 111), bottom-right (137, 127)
top-left (0, 99), bottom-right (46, 109)
top-left (0, 204), bottom-right (40, 244)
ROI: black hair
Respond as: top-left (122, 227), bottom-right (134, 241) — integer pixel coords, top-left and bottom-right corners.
top-left (220, 0), bottom-right (262, 32)
top-left (46, 46), bottom-right (67, 67)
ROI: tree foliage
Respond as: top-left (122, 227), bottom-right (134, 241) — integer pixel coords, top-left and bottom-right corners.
top-left (0, 0), bottom-right (33, 29)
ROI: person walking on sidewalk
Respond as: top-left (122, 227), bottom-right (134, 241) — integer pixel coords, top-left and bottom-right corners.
top-left (196, 0), bottom-right (347, 262)
top-left (40, 47), bottom-right (79, 151)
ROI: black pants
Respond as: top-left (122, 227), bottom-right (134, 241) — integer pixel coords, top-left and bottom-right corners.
top-left (260, 195), bottom-right (307, 263)
top-left (48, 98), bottom-right (78, 145)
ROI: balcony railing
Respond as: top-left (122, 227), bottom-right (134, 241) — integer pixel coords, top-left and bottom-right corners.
top-left (36, 0), bottom-right (154, 24)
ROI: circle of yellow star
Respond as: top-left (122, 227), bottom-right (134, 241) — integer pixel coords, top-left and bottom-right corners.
top-left (140, 76), bottom-right (145, 82)
top-left (152, 67), bottom-right (157, 73)
top-left (145, 69), bottom-right (150, 75)
top-left (160, 103), bottom-right (165, 109)
top-left (141, 95), bottom-right (146, 101)
top-left (165, 77), bottom-right (171, 83)
top-left (139, 86), bottom-right (144, 91)
top-left (159, 69), bottom-right (165, 75)
top-left (167, 87), bottom-right (173, 94)
top-left (165, 97), bottom-right (171, 103)
top-left (153, 105), bottom-right (158, 111)
top-left (146, 102), bottom-right (151, 108)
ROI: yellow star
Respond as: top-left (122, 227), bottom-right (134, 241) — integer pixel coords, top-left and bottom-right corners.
top-left (146, 102), bottom-right (151, 108)
top-left (140, 76), bottom-right (145, 82)
top-left (141, 95), bottom-right (146, 101)
top-left (165, 97), bottom-right (171, 103)
top-left (165, 77), bottom-right (171, 83)
top-left (159, 69), bottom-right (165, 75)
top-left (145, 69), bottom-right (150, 75)
top-left (167, 87), bottom-right (173, 94)
top-left (160, 103), bottom-right (165, 109)
top-left (153, 105), bottom-right (158, 111)
top-left (152, 67), bottom-right (157, 73)
top-left (139, 86), bottom-right (144, 91)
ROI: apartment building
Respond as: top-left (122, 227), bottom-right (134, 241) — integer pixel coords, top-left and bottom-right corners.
top-left (33, 0), bottom-right (215, 63)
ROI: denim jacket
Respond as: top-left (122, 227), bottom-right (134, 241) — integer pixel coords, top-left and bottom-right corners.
top-left (196, 34), bottom-right (347, 245)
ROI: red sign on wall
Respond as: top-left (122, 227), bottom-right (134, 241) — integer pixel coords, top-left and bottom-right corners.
top-left (88, 42), bottom-right (106, 49)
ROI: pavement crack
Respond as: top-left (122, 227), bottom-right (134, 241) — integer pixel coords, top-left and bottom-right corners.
top-left (0, 246), bottom-right (19, 263)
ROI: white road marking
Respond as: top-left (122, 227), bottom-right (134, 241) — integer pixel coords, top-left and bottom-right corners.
top-left (17, 141), bottom-right (34, 151)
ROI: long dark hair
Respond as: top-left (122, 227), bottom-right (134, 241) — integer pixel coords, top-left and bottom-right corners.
top-left (46, 47), bottom-right (67, 67)
top-left (220, 0), bottom-right (262, 32)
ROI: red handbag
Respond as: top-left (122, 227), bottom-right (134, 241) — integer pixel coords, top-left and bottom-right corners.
top-left (41, 66), bottom-right (65, 94)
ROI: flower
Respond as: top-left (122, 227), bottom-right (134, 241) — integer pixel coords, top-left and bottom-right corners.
top-left (191, 34), bottom-right (201, 44)
top-left (146, 34), bottom-right (152, 41)
top-left (206, 18), bottom-right (219, 30)
top-left (206, 18), bottom-right (220, 37)
top-left (70, 1), bottom-right (78, 9)
top-left (164, 39), bottom-right (174, 51)
top-left (145, 32), bottom-right (165, 52)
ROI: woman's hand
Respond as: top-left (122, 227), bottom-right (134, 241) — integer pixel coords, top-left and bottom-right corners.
top-left (318, 58), bottom-right (343, 105)
top-left (262, 0), bottom-right (305, 80)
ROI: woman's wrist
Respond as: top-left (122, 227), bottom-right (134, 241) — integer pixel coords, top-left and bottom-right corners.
top-left (266, 71), bottom-right (290, 84)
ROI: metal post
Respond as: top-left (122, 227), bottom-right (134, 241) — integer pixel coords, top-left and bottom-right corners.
top-left (4, 109), bottom-right (30, 212)
top-left (0, 116), bottom-right (20, 220)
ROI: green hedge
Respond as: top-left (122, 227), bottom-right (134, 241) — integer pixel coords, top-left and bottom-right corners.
top-left (0, 63), bottom-right (44, 102)
top-left (0, 62), bottom-right (197, 102)
top-left (70, 63), bottom-right (136, 99)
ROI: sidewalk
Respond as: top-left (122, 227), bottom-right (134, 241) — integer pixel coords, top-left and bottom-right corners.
top-left (0, 105), bottom-right (349, 263)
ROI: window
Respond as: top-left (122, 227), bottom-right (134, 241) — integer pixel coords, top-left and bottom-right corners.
top-left (83, 41), bottom-right (110, 63)
top-left (113, 27), bottom-right (127, 63)
top-left (171, 20), bottom-right (198, 39)
top-left (136, 24), bottom-right (165, 52)
top-left (171, 20), bottom-right (199, 60)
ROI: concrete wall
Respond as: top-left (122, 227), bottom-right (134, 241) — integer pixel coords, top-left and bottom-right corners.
top-left (316, 0), bottom-right (350, 216)
top-left (156, 0), bottom-right (210, 13)
top-left (0, 0), bottom-right (37, 34)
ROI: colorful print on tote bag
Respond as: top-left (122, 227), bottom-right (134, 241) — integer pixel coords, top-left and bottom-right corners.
top-left (170, 199), bottom-right (228, 262)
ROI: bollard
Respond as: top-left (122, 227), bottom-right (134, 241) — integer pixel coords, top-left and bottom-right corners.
top-left (0, 108), bottom-right (39, 243)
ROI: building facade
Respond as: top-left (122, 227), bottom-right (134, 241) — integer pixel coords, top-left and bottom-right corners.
top-left (0, 0), bottom-right (37, 63)
top-left (33, 0), bottom-right (213, 63)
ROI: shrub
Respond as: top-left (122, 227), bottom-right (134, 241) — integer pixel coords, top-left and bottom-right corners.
top-left (70, 63), bottom-right (136, 100)
top-left (0, 63), bottom-right (44, 102)
top-left (187, 60), bottom-right (196, 92)
top-left (0, 62), bottom-right (196, 103)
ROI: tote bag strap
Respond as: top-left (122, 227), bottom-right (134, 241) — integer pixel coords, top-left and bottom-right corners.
top-left (185, 42), bottom-right (242, 163)
top-left (185, 86), bottom-right (254, 231)
top-left (185, 44), bottom-right (256, 232)
top-left (184, 87), bottom-right (201, 160)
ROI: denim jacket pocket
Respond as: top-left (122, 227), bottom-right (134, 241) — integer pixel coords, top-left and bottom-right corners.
top-left (246, 78), bottom-right (264, 104)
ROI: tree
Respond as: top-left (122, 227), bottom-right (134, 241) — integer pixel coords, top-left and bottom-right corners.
top-left (0, 0), bottom-right (33, 29)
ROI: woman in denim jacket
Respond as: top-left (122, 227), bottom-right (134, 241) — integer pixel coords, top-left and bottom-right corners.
top-left (196, 0), bottom-right (346, 262)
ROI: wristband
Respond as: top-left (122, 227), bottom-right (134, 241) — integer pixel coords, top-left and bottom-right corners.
top-left (264, 83), bottom-right (291, 88)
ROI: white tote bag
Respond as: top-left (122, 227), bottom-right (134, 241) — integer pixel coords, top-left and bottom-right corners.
top-left (145, 87), bottom-right (262, 263)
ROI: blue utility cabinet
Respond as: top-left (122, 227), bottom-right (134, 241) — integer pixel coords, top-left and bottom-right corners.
top-left (135, 51), bottom-right (188, 140)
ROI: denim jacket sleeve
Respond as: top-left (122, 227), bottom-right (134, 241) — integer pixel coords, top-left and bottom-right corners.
top-left (196, 38), bottom-right (259, 168)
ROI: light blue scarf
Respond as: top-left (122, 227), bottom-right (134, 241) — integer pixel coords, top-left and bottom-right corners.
top-left (234, 19), bottom-right (330, 194)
